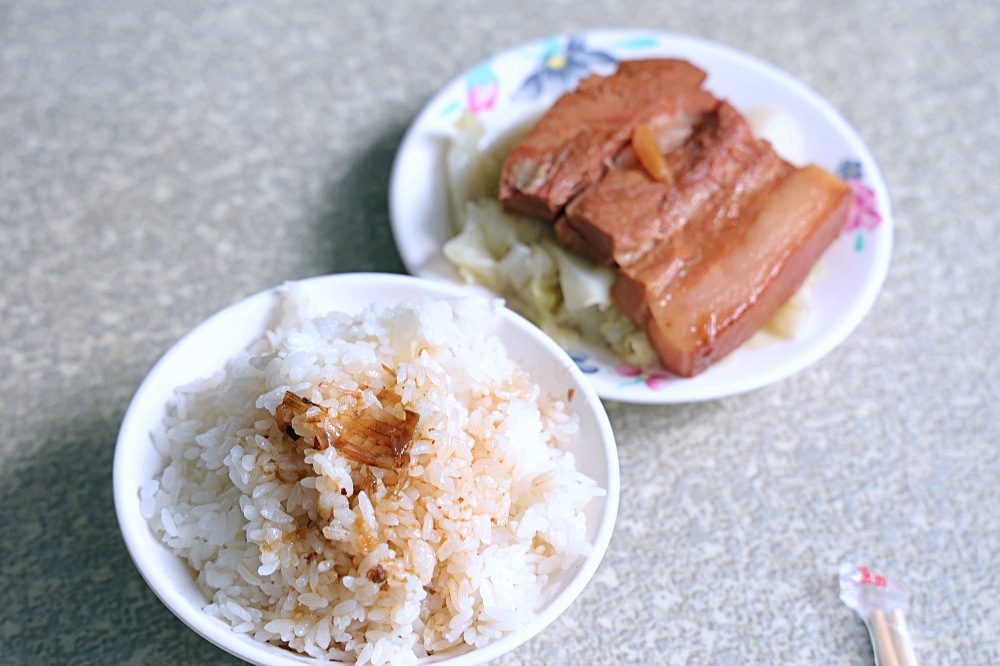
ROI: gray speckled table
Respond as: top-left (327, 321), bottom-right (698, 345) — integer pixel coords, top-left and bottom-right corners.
top-left (3, 1), bottom-right (999, 664)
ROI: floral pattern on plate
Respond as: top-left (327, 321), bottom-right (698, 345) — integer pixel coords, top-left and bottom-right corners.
top-left (513, 36), bottom-right (617, 101)
top-left (838, 160), bottom-right (885, 252)
top-left (390, 30), bottom-right (893, 403)
top-left (616, 365), bottom-right (673, 392)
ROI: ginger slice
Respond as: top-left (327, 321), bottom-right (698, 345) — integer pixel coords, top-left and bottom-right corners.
top-left (632, 124), bottom-right (673, 183)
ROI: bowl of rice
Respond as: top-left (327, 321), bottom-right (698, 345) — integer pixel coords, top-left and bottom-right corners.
top-left (114, 272), bottom-right (619, 666)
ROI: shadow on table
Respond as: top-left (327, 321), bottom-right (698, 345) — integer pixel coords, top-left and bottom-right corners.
top-left (0, 125), bottom-right (426, 664)
top-left (0, 406), bottom-right (242, 664)
top-left (298, 120), bottom-right (410, 279)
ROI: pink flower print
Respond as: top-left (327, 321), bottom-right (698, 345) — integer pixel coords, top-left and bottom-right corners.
top-left (616, 365), bottom-right (672, 391)
top-left (837, 159), bottom-right (883, 252)
top-left (465, 62), bottom-right (499, 115)
top-left (845, 179), bottom-right (882, 234)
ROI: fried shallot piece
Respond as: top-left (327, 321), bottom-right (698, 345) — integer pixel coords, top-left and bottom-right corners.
top-left (276, 390), bottom-right (419, 470)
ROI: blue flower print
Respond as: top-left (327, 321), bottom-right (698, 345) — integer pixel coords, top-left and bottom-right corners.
top-left (514, 36), bottom-right (617, 101)
top-left (567, 350), bottom-right (599, 374)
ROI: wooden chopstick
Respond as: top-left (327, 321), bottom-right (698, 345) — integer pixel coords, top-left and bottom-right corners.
top-left (871, 608), bottom-right (918, 666)
top-left (870, 609), bottom-right (900, 666)
top-left (888, 608), bottom-right (919, 666)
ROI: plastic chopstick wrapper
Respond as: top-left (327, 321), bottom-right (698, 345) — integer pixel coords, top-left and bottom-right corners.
top-left (838, 562), bottom-right (919, 666)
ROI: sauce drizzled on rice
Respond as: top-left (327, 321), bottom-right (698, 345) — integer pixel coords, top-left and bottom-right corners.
top-left (141, 289), bottom-right (603, 665)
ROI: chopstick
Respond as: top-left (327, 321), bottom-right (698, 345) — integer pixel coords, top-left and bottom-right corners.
top-left (838, 562), bottom-right (919, 666)
top-left (870, 609), bottom-right (899, 666)
top-left (888, 608), bottom-right (919, 666)
top-left (870, 608), bottom-right (918, 666)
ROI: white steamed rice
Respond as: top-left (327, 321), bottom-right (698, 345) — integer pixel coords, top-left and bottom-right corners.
top-left (141, 287), bottom-right (602, 665)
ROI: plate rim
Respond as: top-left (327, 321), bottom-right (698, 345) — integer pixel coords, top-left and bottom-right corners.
top-left (388, 28), bottom-right (893, 404)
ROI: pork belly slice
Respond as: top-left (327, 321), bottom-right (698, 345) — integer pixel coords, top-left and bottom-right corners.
top-left (640, 165), bottom-right (852, 377)
top-left (554, 168), bottom-right (668, 266)
top-left (555, 102), bottom-right (776, 270)
top-left (612, 113), bottom-right (796, 323)
top-left (499, 59), bottom-right (716, 221)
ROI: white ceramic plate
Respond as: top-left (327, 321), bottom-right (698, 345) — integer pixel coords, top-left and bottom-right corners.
top-left (113, 272), bottom-right (619, 666)
top-left (389, 29), bottom-right (892, 404)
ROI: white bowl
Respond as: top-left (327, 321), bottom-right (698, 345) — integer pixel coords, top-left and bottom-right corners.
top-left (113, 272), bottom-right (619, 666)
top-left (389, 29), bottom-right (893, 404)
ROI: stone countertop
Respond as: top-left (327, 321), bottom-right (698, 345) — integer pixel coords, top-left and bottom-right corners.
top-left (2, 1), bottom-right (998, 663)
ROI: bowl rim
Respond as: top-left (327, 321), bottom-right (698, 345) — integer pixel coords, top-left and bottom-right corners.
top-left (113, 271), bottom-right (620, 665)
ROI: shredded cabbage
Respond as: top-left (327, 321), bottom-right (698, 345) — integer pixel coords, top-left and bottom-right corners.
top-left (443, 113), bottom-right (655, 366)
top-left (441, 107), bottom-right (810, 369)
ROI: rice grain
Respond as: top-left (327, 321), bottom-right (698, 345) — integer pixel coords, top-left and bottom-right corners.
top-left (143, 291), bottom-right (602, 664)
